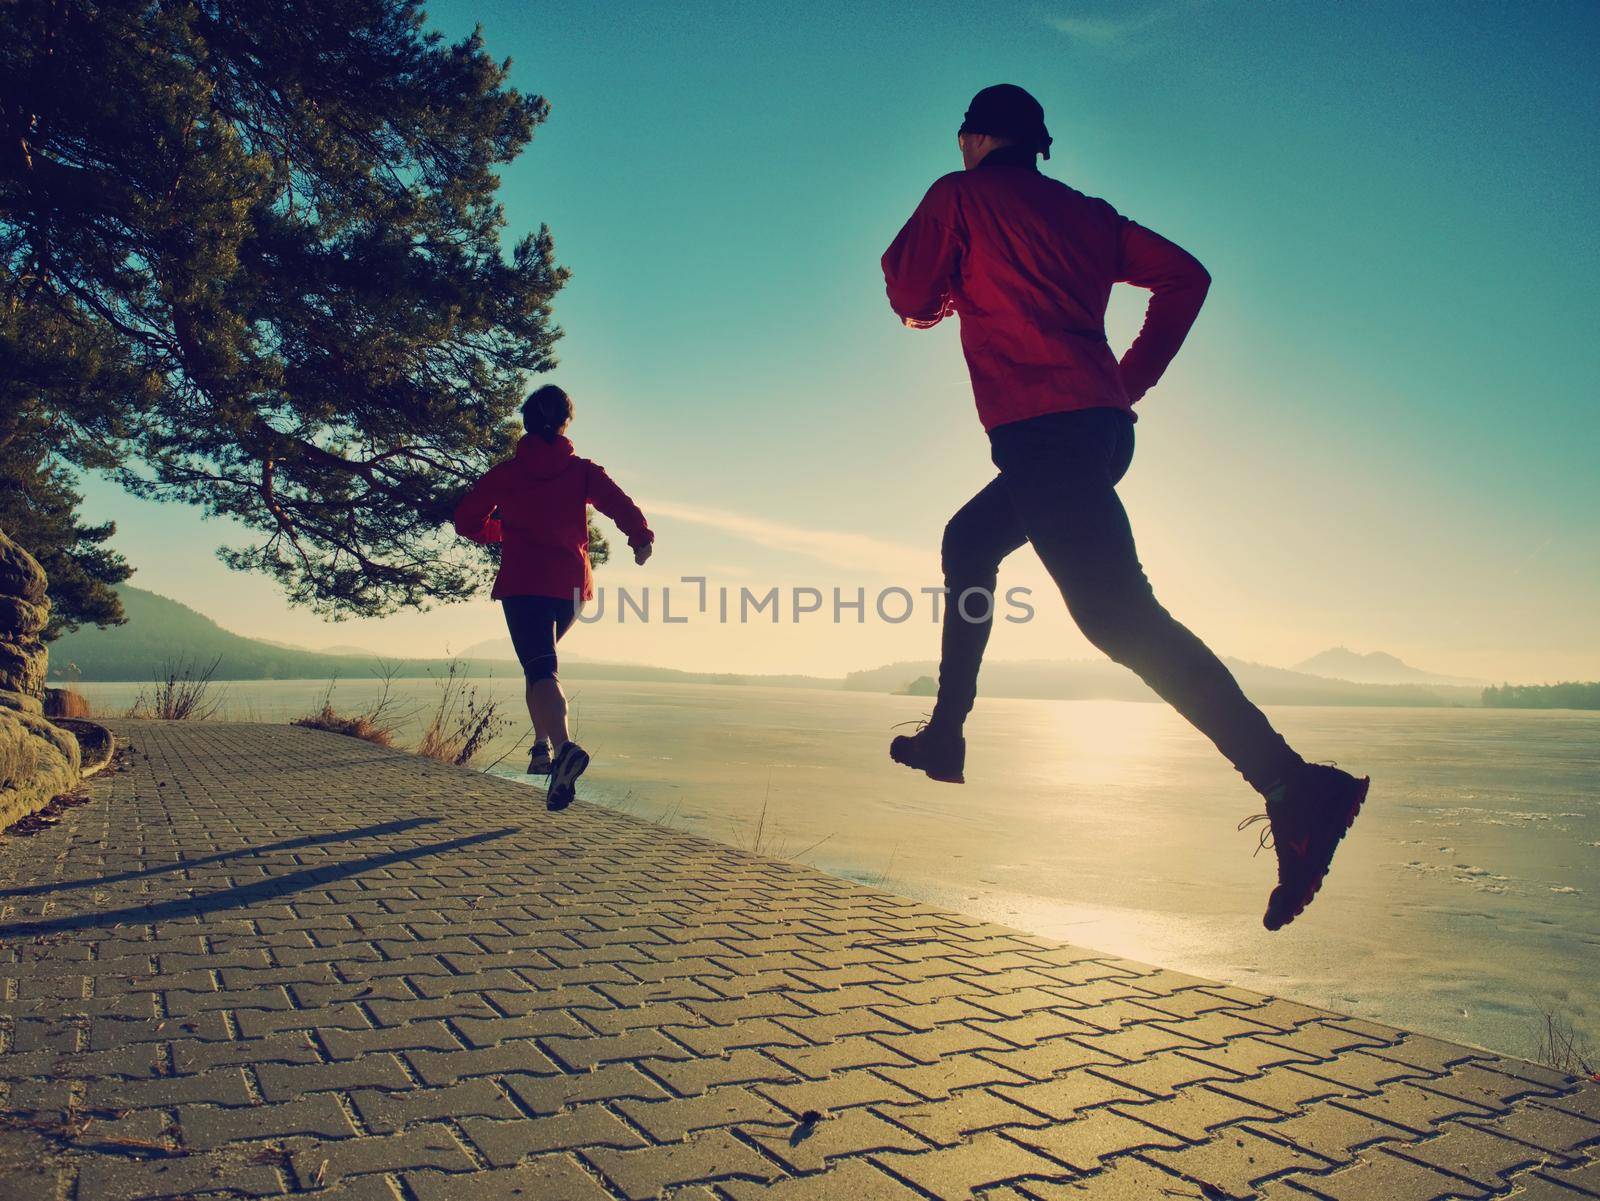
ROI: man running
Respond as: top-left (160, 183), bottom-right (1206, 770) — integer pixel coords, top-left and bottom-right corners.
top-left (881, 84), bottom-right (1367, 931)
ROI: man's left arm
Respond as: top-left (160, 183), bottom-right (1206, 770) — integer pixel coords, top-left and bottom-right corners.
top-left (1115, 217), bottom-right (1212, 403)
top-left (882, 182), bottom-right (961, 328)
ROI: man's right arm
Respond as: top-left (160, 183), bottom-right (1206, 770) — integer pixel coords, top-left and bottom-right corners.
top-left (1115, 218), bottom-right (1212, 403)
top-left (882, 180), bottom-right (961, 328)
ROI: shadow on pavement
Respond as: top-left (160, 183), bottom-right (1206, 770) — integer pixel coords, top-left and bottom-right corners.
top-left (0, 817), bottom-right (442, 899)
top-left (0, 827), bottom-right (516, 938)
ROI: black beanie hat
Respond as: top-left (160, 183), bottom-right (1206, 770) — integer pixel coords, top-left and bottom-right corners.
top-left (959, 84), bottom-right (1052, 160)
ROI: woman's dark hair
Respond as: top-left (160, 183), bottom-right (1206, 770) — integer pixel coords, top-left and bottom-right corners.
top-left (521, 384), bottom-right (573, 442)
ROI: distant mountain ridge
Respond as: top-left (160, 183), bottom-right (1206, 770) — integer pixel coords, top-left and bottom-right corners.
top-left (51, 587), bottom-right (1485, 707)
top-left (49, 587), bottom-right (522, 683)
top-left (1291, 646), bottom-right (1482, 687)
top-left (49, 587), bottom-right (833, 689)
top-left (845, 657), bottom-right (1483, 708)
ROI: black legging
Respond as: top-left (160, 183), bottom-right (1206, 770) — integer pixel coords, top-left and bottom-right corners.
top-left (933, 406), bottom-right (1302, 795)
top-left (502, 595), bottom-right (578, 682)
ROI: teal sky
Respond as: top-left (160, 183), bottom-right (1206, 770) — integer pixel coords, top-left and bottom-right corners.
top-left (80, 0), bottom-right (1600, 681)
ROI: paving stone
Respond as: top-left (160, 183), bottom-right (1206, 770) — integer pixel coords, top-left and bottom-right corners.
top-left (966, 1011), bottom-right (1099, 1049)
top-left (1368, 1034), bottom-right (1491, 1075)
top-left (501, 1063), bottom-right (670, 1114)
top-left (1293, 1049), bottom-right (1433, 1092)
top-left (870, 1023), bottom-right (1009, 1065)
top-left (88, 1064), bottom-right (255, 1109)
top-left (406, 1158), bottom-right (616, 1201)
top-left (614, 1086), bottom-right (790, 1141)
top-left (873, 1129), bottom-right (1075, 1197)
top-left (1111, 1086), bottom-right (1279, 1142)
top-left (236, 1002), bottom-right (371, 1038)
top-left (290, 1125), bottom-right (476, 1187)
top-left (319, 1019), bottom-right (463, 1060)
top-left (980, 1037), bottom-right (1114, 1081)
top-left (1142, 1126), bottom-right (1331, 1199)
top-left (1015, 1156), bottom-right (1213, 1199)
top-left (1542, 1084), bottom-right (1600, 1123)
top-left (256, 1053), bottom-right (413, 1101)
top-left (1468, 1100), bottom-right (1600, 1156)
top-left (965, 986), bottom-right (1084, 1019)
top-left (720, 1156), bottom-right (931, 1199)
top-left (179, 1092), bottom-right (358, 1150)
top-left (767, 1034), bottom-right (913, 1078)
top-left (171, 1031), bottom-right (322, 1072)
top-left (1301, 1146), bottom-right (1495, 1200)
top-left (1387, 1124), bottom-right (1552, 1190)
top-left (406, 1041), bottom-right (558, 1084)
top-left (994, 1068), bottom-right (1148, 1120)
top-left (744, 1106), bottom-right (931, 1172)
top-left (1420, 1062), bottom-right (1569, 1111)
top-left (755, 1068), bottom-right (917, 1116)
top-left (1334, 1082), bottom-right (1497, 1134)
top-left (350, 1078), bottom-right (521, 1134)
top-left (645, 1048), bottom-right (795, 1097)
top-left (1527, 1157), bottom-right (1600, 1196)
top-left (1246, 1098), bottom-right (1416, 1160)
top-left (460, 1106), bottom-right (646, 1166)
top-left (1092, 1051), bottom-right (1238, 1098)
top-left (1498, 1169), bottom-right (1600, 1200)
top-left (1180, 1033), bottom-right (1320, 1077)
top-left (876, 1089), bottom-right (1051, 1147)
top-left (75, 1149), bottom-right (285, 1200)
top-left (543, 1028), bottom-right (688, 1071)
top-left (585, 1127), bottom-right (781, 1199)
top-left (666, 1016), bottom-right (809, 1056)
top-left (1004, 1107), bottom-right (1186, 1171)
top-left (874, 1050), bottom-right (1029, 1100)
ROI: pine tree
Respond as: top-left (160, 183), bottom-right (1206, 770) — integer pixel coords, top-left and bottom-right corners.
top-left (0, 0), bottom-right (569, 623)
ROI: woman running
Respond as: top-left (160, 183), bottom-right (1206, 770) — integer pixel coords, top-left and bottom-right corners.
top-left (454, 385), bottom-right (654, 810)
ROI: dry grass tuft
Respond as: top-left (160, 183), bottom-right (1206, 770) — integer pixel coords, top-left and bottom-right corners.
top-left (44, 687), bottom-right (92, 719)
top-left (1537, 1007), bottom-right (1596, 1079)
top-left (292, 704), bottom-right (395, 747)
top-left (292, 668), bottom-right (406, 747)
top-left (127, 657), bottom-right (224, 720)
top-left (414, 660), bottom-right (507, 768)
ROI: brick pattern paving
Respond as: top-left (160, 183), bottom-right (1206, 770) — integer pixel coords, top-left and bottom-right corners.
top-left (0, 721), bottom-right (1594, 1200)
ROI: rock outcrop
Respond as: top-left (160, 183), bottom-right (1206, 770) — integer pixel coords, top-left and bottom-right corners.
top-left (0, 529), bottom-right (81, 829)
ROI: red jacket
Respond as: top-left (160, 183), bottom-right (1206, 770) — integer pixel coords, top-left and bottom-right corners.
top-left (454, 434), bottom-right (652, 602)
top-left (882, 147), bottom-right (1211, 431)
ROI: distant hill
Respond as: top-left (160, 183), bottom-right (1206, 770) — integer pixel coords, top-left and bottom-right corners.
top-left (49, 587), bottom-right (837, 689)
top-left (461, 635), bottom-right (518, 660)
top-left (49, 587), bottom-right (523, 683)
top-left (1483, 681), bottom-right (1600, 710)
top-left (1292, 646), bottom-right (1481, 687)
top-left (845, 657), bottom-right (1482, 708)
top-left (47, 586), bottom-right (1486, 706)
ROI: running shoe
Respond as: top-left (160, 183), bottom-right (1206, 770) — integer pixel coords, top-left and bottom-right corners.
top-left (1243, 763), bottom-right (1370, 931)
top-left (526, 740), bottom-right (553, 775)
top-left (546, 741), bottom-right (590, 812)
top-left (889, 719), bottom-right (965, 784)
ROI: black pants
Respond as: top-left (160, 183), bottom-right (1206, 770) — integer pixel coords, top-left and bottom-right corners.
top-left (933, 407), bottom-right (1301, 795)
top-left (502, 596), bottom-right (578, 682)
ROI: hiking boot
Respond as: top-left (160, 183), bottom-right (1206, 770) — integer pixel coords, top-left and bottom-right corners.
top-left (546, 741), bottom-right (590, 812)
top-left (889, 719), bottom-right (965, 784)
top-left (1244, 763), bottom-right (1370, 931)
top-left (526, 741), bottom-right (553, 775)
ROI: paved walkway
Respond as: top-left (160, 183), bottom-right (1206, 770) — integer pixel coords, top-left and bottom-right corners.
top-left (0, 722), bottom-right (1595, 1201)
